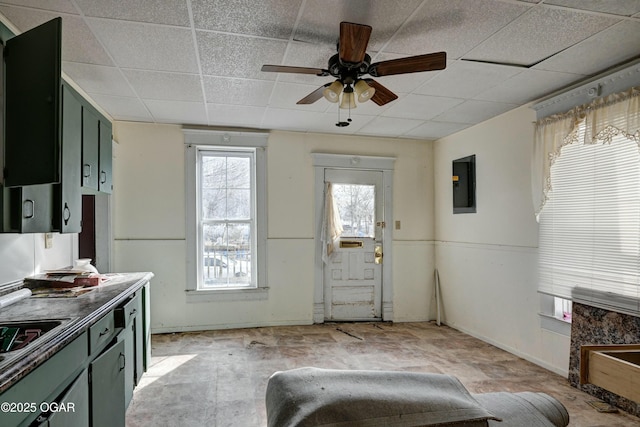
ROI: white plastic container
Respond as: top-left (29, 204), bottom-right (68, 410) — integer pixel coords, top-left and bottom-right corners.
top-left (74, 259), bottom-right (99, 274)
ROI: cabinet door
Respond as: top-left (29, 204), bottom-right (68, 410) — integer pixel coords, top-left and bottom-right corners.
top-left (82, 108), bottom-right (99, 191)
top-left (134, 293), bottom-right (144, 386)
top-left (98, 120), bottom-right (113, 194)
top-left (55, 85), bottom-right (83, 233)
top-left (1, 184), bottom-right (54, 233)
top-left (90, 338), bottom-right (126, 427)
top-left (4, 18), bottom-right (61, 187)
top-left (123, 323), bottom-right (135, 408)
top-left (48, 369), bottom-right (89, 427)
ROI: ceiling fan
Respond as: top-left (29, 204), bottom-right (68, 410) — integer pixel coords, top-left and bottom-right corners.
top-left (261, 21), bottom-right (447, 125)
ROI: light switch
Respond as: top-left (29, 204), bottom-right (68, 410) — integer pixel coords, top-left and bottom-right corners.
top-left (395, 220), bottom-right (401, 230)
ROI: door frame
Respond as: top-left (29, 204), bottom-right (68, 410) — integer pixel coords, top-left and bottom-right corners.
top-left (312, 153), bottom-right (395, 323)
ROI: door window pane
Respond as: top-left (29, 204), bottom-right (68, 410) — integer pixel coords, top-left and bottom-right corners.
top-left (332, 184), bottom-right (375, 237)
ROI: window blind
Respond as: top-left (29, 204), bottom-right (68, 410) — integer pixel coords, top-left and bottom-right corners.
top-left (538, 122), bottom-right (640, 314)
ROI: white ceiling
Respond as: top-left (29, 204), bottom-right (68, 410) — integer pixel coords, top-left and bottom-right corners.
top-left (1, 0), bottom-right (639, 140)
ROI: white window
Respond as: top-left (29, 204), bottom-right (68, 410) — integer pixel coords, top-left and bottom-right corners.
top-left (538, 127), bottom-right (640, 315)
top-left (184, 130), bottom-right (267, 301)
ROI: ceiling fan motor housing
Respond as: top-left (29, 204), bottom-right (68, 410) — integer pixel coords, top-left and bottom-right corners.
top-left (329, 53), bottom-right (371, 84)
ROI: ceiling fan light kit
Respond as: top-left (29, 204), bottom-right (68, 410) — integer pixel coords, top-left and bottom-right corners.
top-left (261, 21), bottom-right (447, 126)
top-left (323, 80), bottom-right (344, 103)
top-left (339, 88), bottom-right (357, 110)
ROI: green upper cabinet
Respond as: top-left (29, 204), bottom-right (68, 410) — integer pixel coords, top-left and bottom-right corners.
top-left (55, 84), bottom-right (83, 233)
top-left (82, 105), bottom-right (112, 194)
top-left (4, 17), bottom-right (61, 187)
top-left (82, 107), bottom-right (100, 191)
top-left (99, 120), bottom-right (113, 194)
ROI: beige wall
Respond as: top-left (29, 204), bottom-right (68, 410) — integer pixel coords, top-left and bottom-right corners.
top-left (112, 109), bottom-right (571, 376)
top-left (433, 105), bottom-right (570, 375)
top-left (112, 122), bottom-right (436, 331)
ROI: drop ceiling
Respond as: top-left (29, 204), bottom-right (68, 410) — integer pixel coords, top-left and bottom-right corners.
top-left (1, 0), bottom-right (639, 140)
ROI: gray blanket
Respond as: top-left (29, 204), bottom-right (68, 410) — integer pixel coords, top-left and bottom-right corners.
top-left (266, 368), bottom-right (500, 427)
top-left (265, 367), bottom-right (569, 427)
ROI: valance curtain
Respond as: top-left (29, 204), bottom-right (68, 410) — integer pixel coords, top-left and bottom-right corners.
top-left (321, 183), bottom-right (343, 264)
top-left (532, 86), bottom-right (640, 220)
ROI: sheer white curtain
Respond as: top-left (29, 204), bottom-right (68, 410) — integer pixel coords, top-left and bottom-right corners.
top-left (321, 182), bottom-right (343, 264)
top-left (532, 86), bottom-right (640, 220)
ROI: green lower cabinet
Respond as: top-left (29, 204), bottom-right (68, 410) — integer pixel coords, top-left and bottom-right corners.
top-left (47, 369), bottom-right (89, 427)
top-left (90, 336), bottom-right (126, 427)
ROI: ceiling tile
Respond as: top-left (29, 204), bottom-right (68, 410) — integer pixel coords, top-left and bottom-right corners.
top-left (404, 121), bottom-right (471, 139)
top-left (197, 31), bottom-right (287, 79)
top-left (414, 61), bottom-right (524, 99)
top-left (473, 69), bottom-right (579, 104)
top-left (88, 18), bottom-right (198, 72)
top-left (544, 0), bottom-right (640, 16)
top-left (433, 99), bottom-right (518, 124)
top-left (358, 116), bottom-right (424, 137)
top-left (144, 100), bottom-right (207, 125)
top-left (203, 76), bottom-right (274, 106)
top-left (0, 0), bottom-right (77, 14)
top-left (465, 7), bottom-right (620, 66)
top-left (317, 112), bottom-right (374, 134)
top-left (123, 70), bottom-right (203, 102)
top-left (534, 20), bottom-right (640, 75)
top-left (383, 94), bottom-right (464, 120)
top-left (207, 104), bottom-right (267, 128)
top-left (88, 94), bottom-right (152, 122)
top-left (75, 0), bottom-right (190, 26)
top-left (63, 62), bottom-right (134, 97)
top-left (262, 107), bottom-right (329, 132)
top-left (383, 0), bottom-right (531, 58)
top-left (191, 0), bottom-right (302, 38)
top-left (297, 0), bottom-right (424, 51)
top-left (0, 7), bottom-right (113, 65)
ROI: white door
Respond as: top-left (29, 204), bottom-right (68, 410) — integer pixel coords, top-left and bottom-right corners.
top-left (323, 169), bottom-right (384, 321)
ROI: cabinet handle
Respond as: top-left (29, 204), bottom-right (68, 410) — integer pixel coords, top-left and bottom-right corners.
top-left (129, 308), bottom-right (137, 317)
top-left (119, 352), bottom-right (126, 371)
top-left (100, 170), bottom-right (107, 184)
top-left (63, 203), bottom-right (71, 225)
top-left (23, 199), bottom-right (35, 219)
top-left (83, 163), bottom-right (92, 178)
top-left (98, 327), bottom-right (110, 337)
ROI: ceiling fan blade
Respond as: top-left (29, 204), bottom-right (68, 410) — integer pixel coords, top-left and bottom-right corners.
top-left (261, 64), bottom-right (329, 76)
top-left (297, 83), bottom-right (331, 105)
top-left (365, 79), bottom-right (398, 106)
top-left (339, 22), bottom-right (372, 65)
top-left (368, 51), bottom-right (447, 77)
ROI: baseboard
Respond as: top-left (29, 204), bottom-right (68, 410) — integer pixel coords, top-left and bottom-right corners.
top-left (151, 318), bottom-right (314, 334)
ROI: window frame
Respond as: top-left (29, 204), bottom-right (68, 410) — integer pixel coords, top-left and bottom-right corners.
top-left (184, 130), bottom-right (268, 302)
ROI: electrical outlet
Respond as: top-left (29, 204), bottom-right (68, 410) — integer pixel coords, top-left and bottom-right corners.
top-left (44, 233), bottom-right (53, 249)
top-left (395, 220), bottom-right (401, 230)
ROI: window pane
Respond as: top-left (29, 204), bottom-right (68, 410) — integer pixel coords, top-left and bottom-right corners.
top-left (227, 157), bottom-right (251, 189)
top-left (202, 222), bottom-right (252, 287)
top-left (202, 187), bottom-right (226, 219)
top-left (332, 184), bottom-right (375, 237)
top-left (227, 189), bottom-right (251, 219)
top-left (202, 155), bottom-right (226, 188)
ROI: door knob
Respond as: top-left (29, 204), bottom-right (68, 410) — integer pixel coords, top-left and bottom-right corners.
top-left (374, 245), bottom-right (383, 264)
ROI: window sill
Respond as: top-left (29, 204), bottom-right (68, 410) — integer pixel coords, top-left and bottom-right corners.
top-left (539, 313), bottom-right (571, 336)
top-left (186, 287), bottom-right (269, 303)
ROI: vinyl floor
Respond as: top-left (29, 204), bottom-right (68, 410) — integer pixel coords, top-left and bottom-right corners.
top-left (125, 321), bottom-right (640, 427)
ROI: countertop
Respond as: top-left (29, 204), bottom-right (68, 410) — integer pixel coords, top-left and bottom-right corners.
top-left (0, 272), bottom-right (153, 393)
